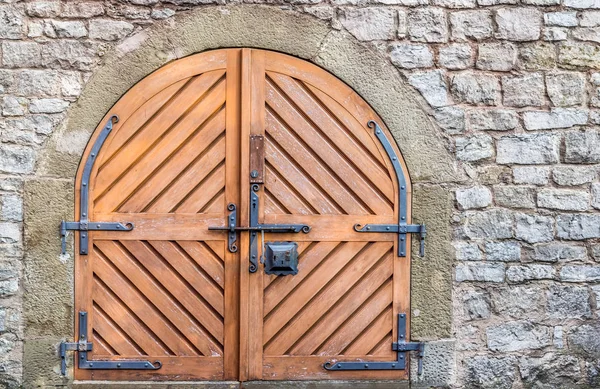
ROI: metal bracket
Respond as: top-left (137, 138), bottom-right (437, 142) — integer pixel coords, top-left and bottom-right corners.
top-left (208, 203), bottom-right (239, 253)
top-left (353, 121), bottom-right (426, 258)
top-left (60, 115), bottom-right (134, 255)
top-left (354, 223), bottom-right (426, 257)
top-left (60, 311), bottom-right (162, 376)
top-left (324, 313), bottom-right (424, 374)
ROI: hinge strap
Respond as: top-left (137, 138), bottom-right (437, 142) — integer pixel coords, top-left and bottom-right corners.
top-left (323, 313), bottom-right (425, 374)
top-left (354, 223), bottom-right (426, 257)
top-left (59, 115), bottom-right (134, 255)
top-left (59, 311), bottom-right (161, 375)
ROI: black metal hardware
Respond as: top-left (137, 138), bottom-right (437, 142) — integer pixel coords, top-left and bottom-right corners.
top-left (353, 121), bottom-right (426, 258)
top-left (323, 313), bottom-right (424, 374)
top-left (60, 311), bottom-right (161, 375)
top-left (208, 203), bottom-right (239, 253)
top-left (60, 115), bottom-right (134, 255)
top-left (208, 185), bottom-right (310, 272)
top-left (248, 184), bottom-right (310, 273)
top-left (264, 242), bottom-right (299, 276)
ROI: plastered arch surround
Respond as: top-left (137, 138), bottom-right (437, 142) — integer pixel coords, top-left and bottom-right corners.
top-left (26, 5), bottom-right (463, 386)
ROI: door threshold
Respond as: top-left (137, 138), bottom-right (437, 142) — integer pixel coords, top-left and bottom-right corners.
top-left (73, 380), bottom-right (410, 389)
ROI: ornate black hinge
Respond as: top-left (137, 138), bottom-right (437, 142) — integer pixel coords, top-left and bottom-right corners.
top-left (60, 115), bottom-right (134, 255)
top-left (209, 185), bottom-right (311, 273)
top-left (354, 121), bottom-right (426, 258)
top-left (324, 313), bottom-right (425, 374)
top-left (60, 311), bottom-right (161, 375)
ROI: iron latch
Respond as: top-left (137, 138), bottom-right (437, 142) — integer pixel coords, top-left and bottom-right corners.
top-left (60, 221), bottom-right (133, 255)
top-left (60, 311), bottom-right (161, 376)
top-left (324, 313), bottom-right (425, 374)
top-left (354, 223), bottom-right (426, 257)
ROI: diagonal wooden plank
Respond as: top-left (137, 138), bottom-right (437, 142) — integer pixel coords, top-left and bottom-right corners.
top-left (146, 136), bottom-right (226, 213)
top-left (93, 277), bottom-right (171, 356)
top-left (149, 241), bottom-right (224, 316)
top-left (94, 71), bottom-right (225, 200)
top-left (268, 72), bottom-right (393, 203)
top-left (174, 165), bottom-right (225, 213)
top-left (96, 78), bottom-right (227, 212)
top-left (120, 240), bottom-right (224, 343)
top-left (97, 78), bottom-right (191, 168)
top-left (288, 247), bottom-right (393, 355)
top-left (95, 241), bottom-right (222, 356)
top-left (178, 241), bottom-right (225, 289)
top-left (94, 246), bottom-right (202, 356)
top-left (264, 242), bottom-right (391, 356)
top-left (200, 189), bottom-right (225, 214)
top-left (304, 82), bottom-right (389, 170)
top-left (266, 109), bottom-right (370, 215)
top-left (266, 77), bottom-right (393, 215)
top-left (342, 306), bottom-right (394, 356)
top-left (93, 304), bottom-right (143, 356)
top-left (265, 163), bottom-right (316, 215)
top-left (264, 187), bottom-right (291, 215)
top-left (265, 135), bottom-right (342, 215)
top-left (263, 241), bottom-right (339, 315)
top-left (92, 330), bottom-right (116, 356)
top-left (317, 283), bottom-right (393, 355)
top-left (118, 108), bottom-right (226, 213)
top-left (263, 242), bottom-right (366, 344)
top-left (369, 333), bottom-right (394, 356)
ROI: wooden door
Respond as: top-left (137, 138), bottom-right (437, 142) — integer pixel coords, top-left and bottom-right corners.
top-left (74, 49), bottom-right (411, 382)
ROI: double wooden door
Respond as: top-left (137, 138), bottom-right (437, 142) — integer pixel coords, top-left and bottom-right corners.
top-left (74, 48), bottom-right (411, 381)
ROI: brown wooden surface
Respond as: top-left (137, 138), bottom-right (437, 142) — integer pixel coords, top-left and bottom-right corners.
top-left (74, 49), bottom-right (410, 382)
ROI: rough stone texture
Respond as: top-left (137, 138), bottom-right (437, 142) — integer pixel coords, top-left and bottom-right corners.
top-left (497, 134), bottom-right (560, 165)
top-left (485, 241), bottom-right (521, 261)
top-left (494, 186), bottom-right (535, 209)
top-left (496, 8), bottom-right (542, 41)
top-left (454, 241), bottom-right (483, 261)
top-left (450, 72), bottom-right (500, 105)
top-left (340, 8), bottom-right (396, 41)
top-left (456, 262), bottom-right (505, 282)
top-left (515, 213), bottom-right (554, 243)
top-left (538, 189), bottom-right (590, 211)
top-left (407, 70), bottom-right (449, 108)
top-left (553, 166), bottom-right (597, 186)
top-left (465, 355), bottom-right (517, 389)
top-left (486, 321), bottom-right (552, 352)
top-left (456, 186), bottom-right (491, 209)
top-left (568, 323), bottom-right (600, 359)
top-left (464, 209), bottom-right (513, 239)
top-left (450, 10), bottom-right (493, 41)
top-left (506, 264), bottom-right (556, 282)
top-left (408, 8), bottom-right (448, 43)
top-left (389, 43), bottom-right (433, 69)
top-left (502, 73), bottom-right (545, 107)
top-left (476, 42), bottom-right (517, 71)
top-left (519, 354), bottom-right (585, 388)
top-left (492, 286), bottom-right (544, 318)
top-left (434, 106), bottom-right (465, 134)
top-left (468, 109), bottom-right (518, 131)
top-left (560, 265), bottom-right (600, 282)
top-left (438, 43), bottom-right (472, 70)
top-left (513, 166), bottom-right (550, 185)
top-left (565, 130), bottom-right (600, 163)
top-left (524, 108), bottom-right (588, 130)
top-left (534, 243), bottom-right (587, 262)
top-left (593, 183), bottom-right (600, 209)
top-left (546, 72), bottom-right (586, 106)
top-left (547, 285), bottom-right (592, 319)
top-left (557, 214), bottom-right (600, 239)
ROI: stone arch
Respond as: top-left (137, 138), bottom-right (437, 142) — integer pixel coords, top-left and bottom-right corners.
top-left (24, 5), bottom-right (463, 386)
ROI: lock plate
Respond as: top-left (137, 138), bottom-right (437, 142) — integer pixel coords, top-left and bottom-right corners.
top-left (264, 242), bottom-right (298, 276)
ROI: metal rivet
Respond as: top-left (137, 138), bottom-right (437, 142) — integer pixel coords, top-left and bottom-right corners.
top-left (364, 364), bottom-right (369, 368)
top-left (82, 182), bottom-right (87, 186)
top-left (89, 363), bottom-right (93, 367)
top-left (81, 355), bottom-right (85, 359)
top-left (117, 363), bottom-right (121, 368)
top-left (366, 226), bottom-right (371, 230)
top-left (400, 314), bottom-right (405, 317)
top-left (401, 216), bottom-right (406, 220)
top-left (401, 186), bottom-right (405, 190)
top-left (386, 226), bottom-right (390, 230)
top-left (250, 170), bottom-right (259, 178)
top-left (392, 364), bottom-right (396, 368)
top-left (400, 252), bottom-right (405, 255)
top-left (393, 157), bottom-right (397, 161)
top-left (399, 335), bottom-right (404, 338)
top-left (399, 355), bottom-right (404, 359)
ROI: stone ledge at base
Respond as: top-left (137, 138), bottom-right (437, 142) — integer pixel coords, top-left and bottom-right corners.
top-left (72, 381), bottom-right (410, 389)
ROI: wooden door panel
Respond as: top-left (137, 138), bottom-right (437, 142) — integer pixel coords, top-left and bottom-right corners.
top-left (247, 50), bottom-right (408, 381)
top-left (75, 50), bottom-right (240, 381)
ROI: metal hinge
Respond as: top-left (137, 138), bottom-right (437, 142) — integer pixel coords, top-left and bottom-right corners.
top-left (354, 121), bottom-right (426, 258)
top-left (60, 311), bottom-right (162, 376)
top-left (324, 313), bottom-right (425, 374)
top-left (354, 222), bottom-right (426, 257)
top-left (59, 116), bottom-right (134, 255)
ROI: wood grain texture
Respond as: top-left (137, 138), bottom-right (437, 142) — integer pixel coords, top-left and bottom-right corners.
top-left (74, 49), bottom-right (410, 382)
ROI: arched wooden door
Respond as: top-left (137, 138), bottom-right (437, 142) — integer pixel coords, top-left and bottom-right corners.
top-left (71, 49), bottom-right (414, 382)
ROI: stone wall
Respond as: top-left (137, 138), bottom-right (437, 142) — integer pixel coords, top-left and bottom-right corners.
top-left (0, 0), bottom-right (599, 388)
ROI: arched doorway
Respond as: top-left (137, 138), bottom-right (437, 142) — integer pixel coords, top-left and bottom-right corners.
top-left (68, 48), bottom-right (418, 382)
